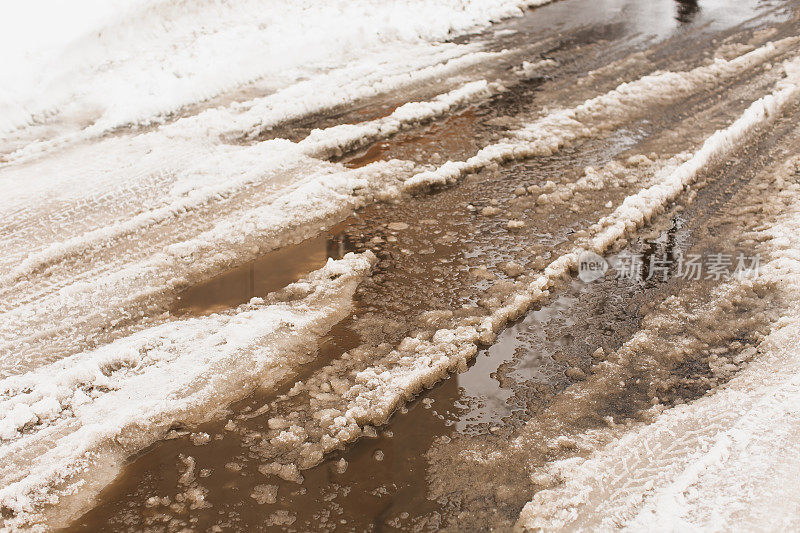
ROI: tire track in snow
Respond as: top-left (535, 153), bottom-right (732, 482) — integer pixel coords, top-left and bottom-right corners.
top-left (403, 37), bottom-right (800, 192)
top-left (3, 37), bottom-right (789, 374)
top-left (0, 160), bottom-right (408, 375)
top-left (516, 156), bottom-right (800, 532)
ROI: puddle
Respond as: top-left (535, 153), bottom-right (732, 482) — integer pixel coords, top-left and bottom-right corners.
top-left (343, 108), bottom-right (479, 168)
top-left (486, 0), bottom-right (781, 47)
top-left (172, 227), bottom-right (356, 316)
top-left (68, 109), bottom-right (672, 533)
top-left (67, 245), bottom-right (686, 532)
top-left (68, 137), bottom-right (641, 532)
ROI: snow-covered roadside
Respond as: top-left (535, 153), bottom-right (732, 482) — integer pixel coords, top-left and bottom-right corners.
top-left (515, 156), bottom-right (800, 532)
top-left (0, 0), bottom-right (551, 152)
top-left (0, 252), bottom-right (375, 531)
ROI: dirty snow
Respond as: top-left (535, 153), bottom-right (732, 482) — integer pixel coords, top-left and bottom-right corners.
top-left (0, 0), bottom-right (562, 525)
top-left (516, 157), bottom-right (800, 532)
top-left (3, 2), bottom-right (799, 528)
top-left (403, 38), bottom-right (799, 191)
top-left (235, 57), bottom-right (800, 484)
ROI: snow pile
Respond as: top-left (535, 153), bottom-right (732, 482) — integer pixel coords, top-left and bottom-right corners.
top-left (403, 37), bottom-right (799, 192)
top-left (0, 0), bottom-right (551, 143)
top-left (0, 252), bottom-right (375, 530)
top-left (515, 156), bottom-right (800, 532)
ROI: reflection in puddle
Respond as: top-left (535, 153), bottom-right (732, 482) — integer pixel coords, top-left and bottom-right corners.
top-left (172, 229), bottom-right (355, 315)
top-left (454, 293), bottom-right (578, 433)
top-left (675, 0), bottom-right (701, 23)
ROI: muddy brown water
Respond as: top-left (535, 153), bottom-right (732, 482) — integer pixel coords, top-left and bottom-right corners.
top-left (64, 0), bottom-right (800, 531)
top-left (172, 228), bottom-right (355, 316)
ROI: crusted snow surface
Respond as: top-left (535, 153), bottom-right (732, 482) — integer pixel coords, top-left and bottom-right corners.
top-left (1, 79), bottom-right (496, 287)
top-left (250, 58), bottom-right (800, 481)
top-left (515, 158), bottom-right (800, 532)
top-left (403, 37), bottom-right (800, 192)
top-left (0, 252), bottom-right (375, 531)
top-left (1, 0), bottom-right (551, 152)
top-left (0, 155), bottom-right (407, 375)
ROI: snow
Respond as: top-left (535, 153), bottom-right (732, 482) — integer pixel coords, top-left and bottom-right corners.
top-left (2, 2), bottom-right (796, 527)
top-left (515, 157), bottom-right (800, 532)
top-left (0, 1), bottom-right (550, 523)
top-left (0, 0), bottom-right (550, 147)
top-left (0, 156), bottom-right (408, 376)
top-left (0, 68), bottom-right (515, 375)
top-left (0, 252), bottom-right (374, 530)
top-left (0, 1), bottom-right (557, 522)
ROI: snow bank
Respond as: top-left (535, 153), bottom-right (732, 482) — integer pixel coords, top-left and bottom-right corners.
top-left (297, 80), bottom-right (501, 159)
top-left (0, 252), bottom-right (375, 530)
top-left (515, 156), bottom-right (800, 532)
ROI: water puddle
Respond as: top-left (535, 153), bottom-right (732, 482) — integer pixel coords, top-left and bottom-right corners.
top-left (69, 112), bottom-right (665, 533)
top-left (172, 227), bottom-right (355, 316)
top-left (343, 108), bottom-right (478, 168)
top-left (68, 249), bottom-right (683, 532)
top-left (489, 0), bottom-right (781, 46)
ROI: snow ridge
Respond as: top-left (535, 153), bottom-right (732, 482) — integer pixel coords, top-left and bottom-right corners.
top-left (515, 156), bottom-right (800, 532)
top-left (0, 160), bottom-right (408, 375)
top-left (1, 81), bottom-right (495, 286)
